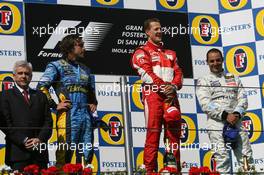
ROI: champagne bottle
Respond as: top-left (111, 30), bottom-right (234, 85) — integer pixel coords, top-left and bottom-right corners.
top-left (82, 155), bottom-right (85, 168)
top-left (243, 155), bottom-right (249, 172)
top-left (163, 138), bottom-right (177, 169)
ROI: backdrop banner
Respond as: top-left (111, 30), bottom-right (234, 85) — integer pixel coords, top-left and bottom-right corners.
top-left (25, 3), bottom-right (192, 77)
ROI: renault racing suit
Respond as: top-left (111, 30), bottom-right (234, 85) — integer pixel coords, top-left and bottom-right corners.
top-left (196, 71), bottom-right (253, 173)
top-left (132, 41), bottom-right (183, 172)
top-left (37, 59), bottom-right (97, 166)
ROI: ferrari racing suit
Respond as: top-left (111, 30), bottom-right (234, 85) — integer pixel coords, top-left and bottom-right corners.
top-left (132, 41), bottom-right (183, 172)
top-left (37, 59), bottom-right (97, 166)
top-left (196, 71), bottom-right (253, 173)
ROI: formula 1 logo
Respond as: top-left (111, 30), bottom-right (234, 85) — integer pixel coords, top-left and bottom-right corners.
top-left (225, 44), bottom-right (256, 76)
top-left (158, 0), bottom-right (186, 10)
top-left (36, 20), bottom-right (112, 58)
top-left (180, 114), bottom-right (198, 147)
top-left (0, 73), bottom-right (14, 91)
top-left (100, 112), bottom-right (124, 145)
top-left (91, 0), bottom-right (123, 8)
top-left (242, 111), bottom-right (263, 144)
top-left (0, 2), bottom-right (22, 35)
top-left (220, 0), bottom-right (248, 11)
top-left (191, 15), bottom-right (220, 45)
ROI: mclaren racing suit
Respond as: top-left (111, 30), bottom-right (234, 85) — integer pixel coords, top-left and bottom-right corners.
top-left (37, 59), bottom-right (97, 166)
top-left (132, 41), bottom-right (183, 172)
top-left (196, 71), bottom-right (253, 173)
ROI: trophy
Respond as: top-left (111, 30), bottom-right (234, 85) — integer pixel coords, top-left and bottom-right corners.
top-left (163, 138), bottom-right (177, 169)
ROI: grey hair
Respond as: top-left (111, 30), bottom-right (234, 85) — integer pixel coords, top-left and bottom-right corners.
top-left (13, 60), bottom-right (33, 74)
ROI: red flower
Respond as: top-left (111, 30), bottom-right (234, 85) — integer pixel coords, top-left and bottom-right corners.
top-left (83, 167), bottom-right (93, 175)
top-left (189, 166), bottom-right (220, 175)
top-left (200, 166), bottom-right (211, 174)
top-left (23, 164), bottom-right (39, 175)
top-left (14, 172), bottom-right (23, 175)
top-left (74, 164), bottom-right (83, 172)
top-left (159, 166), bottom-right (178, 174)
top-left (62, 163), bottom-right (73, 173)
top-left (189, 167), bottom-right (200, 175)
top-left (41, 166), bottom-right (59, 175)
top-left (62, 163), bottom-right (83, 173)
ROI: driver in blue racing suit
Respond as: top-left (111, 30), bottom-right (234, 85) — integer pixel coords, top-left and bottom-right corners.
top-left (37, 35), bottom-right (97, 167)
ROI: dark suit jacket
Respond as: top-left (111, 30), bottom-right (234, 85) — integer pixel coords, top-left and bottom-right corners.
top-left (0, 91), bottom-right (6, 134)
top-left (1, 86), bottom-right (52, 165)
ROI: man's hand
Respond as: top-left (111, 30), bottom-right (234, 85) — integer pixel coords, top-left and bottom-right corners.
top-left (56, 100), bottom-right (72, 112)
top-left (161, 85), bottom-right (177, 104)
top-left (88, 104), bottom-right (97, 113)
top-left (226, 113), bottom-right (240, 125)
top-left (25, 138), bottom-right (41, 149)
top-left (161, 84), bottom-right (176, 96)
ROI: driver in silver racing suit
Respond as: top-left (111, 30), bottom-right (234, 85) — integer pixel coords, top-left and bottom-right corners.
top-left (196, 48), bottom-right (254, 173)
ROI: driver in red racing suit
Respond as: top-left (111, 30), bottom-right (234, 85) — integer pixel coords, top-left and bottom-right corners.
top-left (131, 18), bottom-right (183, 173)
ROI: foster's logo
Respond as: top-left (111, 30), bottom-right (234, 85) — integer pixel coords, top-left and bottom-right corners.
top-left (225, 45), bottom-right (256, 76)
top-left (158, 0), bottom-right (186, 10)
top-left (100, 112), bottom-right (124, 145)
top-left (191, 15), bottom-right (220, 45)
top-left (0, 2), bottom-right (22, 35)
top-left (220, 0), bottom-right (248, 11)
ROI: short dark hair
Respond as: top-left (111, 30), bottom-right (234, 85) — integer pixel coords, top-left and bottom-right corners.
top-left (59, 34), bottom-right (82, 56)
top-left (206, 48), bottom-right (223, 62)
top-left (144, 18), bottom-right (160, 32)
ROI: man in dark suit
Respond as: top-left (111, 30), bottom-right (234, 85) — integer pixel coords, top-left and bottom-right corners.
top-left (1, 60), bottom-right (52, 172)
top-left (0, 91), bottom-right (5, 134)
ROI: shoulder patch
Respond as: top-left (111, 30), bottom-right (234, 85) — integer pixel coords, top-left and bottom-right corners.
top-left (136, 53), bottom-right (145, 59)
top-left (166, 54), bottom-right (173, 60)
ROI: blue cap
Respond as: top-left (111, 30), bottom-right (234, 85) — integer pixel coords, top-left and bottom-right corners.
top-left (223, 123), bottom-right (239, 143)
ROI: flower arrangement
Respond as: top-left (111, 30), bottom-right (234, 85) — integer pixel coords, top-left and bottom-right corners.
top-left (62, 163), bottom-right (83, 174)
top-left (133, 164), bottom-right (179, 175)
top-left (189, 166), bottom-right (220, 175)
top-left (6, 163), bottom-right (93, 175)
top-left (23, 164), bottom-right (40, 175)
top-left (41, 166), bottom-right (59, 175)
top-left (4, 164), bottom-right (261, 175)
top-left (158, 166), bottom-right (178, 174)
